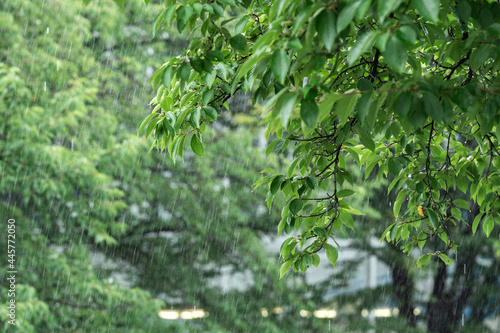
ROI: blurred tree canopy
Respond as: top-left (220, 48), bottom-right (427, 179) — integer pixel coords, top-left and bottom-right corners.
top-left (142, 0), bottom-right (500, 275)
top-left (0, 0), bottom-right (329, 331)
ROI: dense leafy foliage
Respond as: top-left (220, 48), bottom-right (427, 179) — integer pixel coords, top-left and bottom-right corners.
top-left (322, 165), bottom-right (499, 332)
top-left (143, 0), bottom-right (500, 274)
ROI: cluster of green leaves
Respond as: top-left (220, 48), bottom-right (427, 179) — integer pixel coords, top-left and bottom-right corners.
top-left (143, 0), bottom-right (500, 275)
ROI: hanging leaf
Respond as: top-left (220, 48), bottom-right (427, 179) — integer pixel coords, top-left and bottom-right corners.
top-left (289, 198), bottom-right (303, 215)
top-left (423, 92), bottom-right (443, 122)
top-left (337, 1), bottom-right (360, 32)
top-left (438, 253), bottom-right (453, 266)
top-left (271, 49), bottom-right (289, 84)
top-left (348, 31), bottom-right (377, 65)
top-left (317, 10), bottom-right (337, 51)
top-left (414, 0), bottom-right (440, 23)
top-left (324, 243), bottom-right (339, 267)
top-left (190, 133), bottom-right (204, 157)
top-left (428, 209), bottom-right (440, 229)
top-left (378, 0), bottom-right (402, 23)
top-left (300, 99), bottom-right (318, 128)
top-left (279, 260), bottom-right (293, 279)
top-left (417, 254), bottom-right (432, 267)
top-left (280, 92), bottom-right (298, 128)
top-left (162, 66), bottom-right (172, 89)
top-left (383, 35), bottom-right (407, 72)
top-left (230, 34), bottom-right (248, 52)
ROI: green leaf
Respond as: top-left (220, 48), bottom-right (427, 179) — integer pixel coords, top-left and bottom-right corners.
top-left (396, 25), bottom-right (417, 45)
top-left (339, 210), bottom-right (354, 230)
top-left (395, 91), bottom-right (412, 117)
top-left (417, 254), bottom-right (432, 267)
top-left (190, 57), bottom-right (204, 73)
top-left (291, 3), bottom-right (323, 35)
top-left (162, 66), bottom-right (172, 89)
top-left (191, 107), bottom-right (201, 128)
top-left (234, 16), bottom-right (248, 35)
top-left (423, 92), bottom-right (443, 122)
top-left (414, 0), bottom-right (440, 23)
top-left (456, 0), bottom-right (471, 22)
top-left (279, 260), bottom-right (293, 279)
top-left (174, 107), bottom-right (190, 131)
top-left (164, 5), bottom-right (177, 25)
top-left (377, 0), bottom-right (401, 22)
top-left (337, 1), bottom-right (360, 32)
top-left (280, 92), bottom-right (298, 128)
top-left (177, 5), bottom-right (194, 22)
top-left (211, 2), bottom-right (224, 16)
top-left (388, 158), bottom-right (401, 175)
top-left (355, 126), bottom-right (376, 152)
top-left (428, 209), bottom-right (440, 229)
top-left (383, 35), bottom-right (407, 73)
top-left (286, 37), bottom-right (303, 50)
top-left (335, 93), bottom-right (359, 123)
top-left (153, 8), bottom-right (167, 38)
top-left (470, 45), bottom-right (494, 71)
top-left (324, 244), bottom-right (339, 267)
top-left (472, 212), bottom-right (484, 235)
top-left (289, 199), bottom-right (303, 215)
top-left (313, 227), bottom-right (327, 238)
top-left (179, 63), bottom-right (191, 81)
top-left (300, 99), bottom-right (319, 128)
top-left (311, 253), bottom-right (320, 268)
top-left (190, 133), bottom-right (204, 157)
top-left (483, 217), bottom-right (494, 237)
top-left (202, 106), bottom-right (217, 121)
top-left (193, 3), bottom-right (203, 14)
top-left (287, 156), bottom-right (301, 178)
top-left (145, 117), bottom-right (161, 140)
top-left (206, 50), bottom-right (224, 61)
top-left (357, 79), bottom-right (373, 92)
top-left (319, 93), bottom-right (342, 122)
top-left (138, 113), bottom-right (157, 135)
top-left (348, 31), bottom-right (377, 65)
top-left (270, 175), bottom-right (283, 194)
top-left (271, 49), bottom-right (289, 84)
top-left (230, 34), bottom-right (248, 52)
top-left (203, 70), bottom-right (216, 88)
top-left (202, 88), bottom-right (214, 105)
top-left (377, 0), bottom-right (402, 23)
top-left (454, 199), bottom-right (469, 210)
top-left (305, 176), bottom-right (317, 189)
top-left (218, 0), bottom-right (236, 6)
top-left (171, 134), bottom-right (187, 160)
top-left (265, 139), bottom-right (278, 157)
top-left (317, 10), bottom-right (337, 52)
top-left (337, 189), bottom-right (355, 198)
top-left (393, 190), bottom-right (407, 218)
top-left (380, 223), bottom-right (396, 243)
top-left (438, 253), bottom-right (452, 266)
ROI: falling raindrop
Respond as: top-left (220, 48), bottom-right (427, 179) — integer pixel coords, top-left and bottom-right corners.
top-left (462, 313), bottom-right (464, 326)
top-left (57, 60), bottom-right (59, 71)
top-left (46, 27), bottom-right (49, 34)
top-left (44, 82), bottom-right (46, 91)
